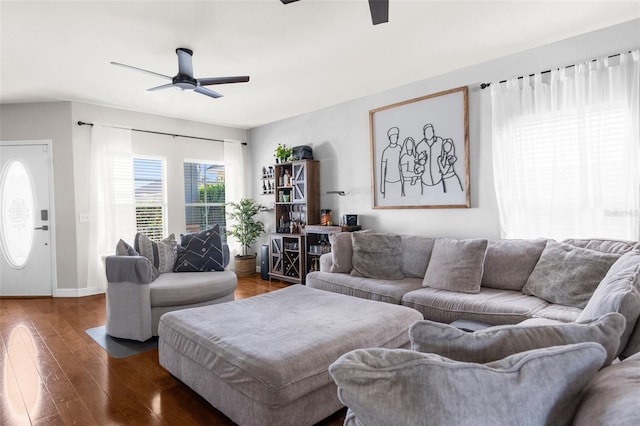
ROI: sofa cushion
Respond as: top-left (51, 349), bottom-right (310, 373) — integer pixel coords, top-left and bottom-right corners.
top-left (350, 233), bottom-right (403, 280)
top-left (135, 233), bottom-right (177, 274)
top-left (577, 261), bottom-right (640, 357)
top-left (563, 238), bottom-right (638, 255)
top-left (409, 312), bottom-right (624, 366)
top-left (150, 270), bottom-right (237, 307)
top-left (329, 229), bottom-right (374, 273)
top-left (330, 343), bottom-right (607, 426)
top-left (401, 287), bottom-right (547, 325)
top-left (306, 271), bottom-right (423, 304)
top-left (174, 225), bottom-right (224, 272)
top-left (522, 240), bottom-right (620, 309)
top-left (606, 248), bottom-right (640, 276)
top-left (573, 351), bottom-right (640, 426)
top-left (481, 239), bottom-right (546, 291)
top-left (400, 235), bottom-right (435, 278)
top-left (329, 232), bottom-right (353, 273)
top-left (532, 304), bottom-right (582, 322)
top-left (116, 238), bottom-right (139, 256)
top-left (422, 238), bottom-right (488, 294)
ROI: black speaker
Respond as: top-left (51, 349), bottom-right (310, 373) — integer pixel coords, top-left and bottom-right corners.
top-left (260, 244), bottom-right (269, 280)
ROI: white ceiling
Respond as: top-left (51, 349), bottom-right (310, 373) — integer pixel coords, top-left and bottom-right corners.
top-left (1, 1), bottom-right (639, 129)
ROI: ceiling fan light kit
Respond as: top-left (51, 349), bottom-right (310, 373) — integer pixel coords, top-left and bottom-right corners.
top-left (111, 47), bottom-right (250, 99)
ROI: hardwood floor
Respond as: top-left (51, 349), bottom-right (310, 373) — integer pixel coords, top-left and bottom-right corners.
top-left (0, 275), bottom-right (347, 425)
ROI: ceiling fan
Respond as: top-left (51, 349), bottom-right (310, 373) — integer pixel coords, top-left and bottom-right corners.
top-left (111, 48), bottom-right (250, 99)
top-left (281, 0), bottom-right (389, 25)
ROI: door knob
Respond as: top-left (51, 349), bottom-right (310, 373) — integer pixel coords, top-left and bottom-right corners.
top-left (34, 225), bottom-right (49, 231)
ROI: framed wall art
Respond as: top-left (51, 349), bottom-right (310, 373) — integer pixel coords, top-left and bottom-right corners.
top-left (369, 86), bottom-right (469, 209)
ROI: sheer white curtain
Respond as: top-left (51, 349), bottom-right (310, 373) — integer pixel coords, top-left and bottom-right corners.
top-left (491, 50), bottom-right (640, 240)
top-left (224, 139), bottom-right (247, 264)
top-left (87, 124), bottom-right (135, 291)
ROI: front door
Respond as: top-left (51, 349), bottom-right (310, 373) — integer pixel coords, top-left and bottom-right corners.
top-left (0, 141), bottom-right (54, 296)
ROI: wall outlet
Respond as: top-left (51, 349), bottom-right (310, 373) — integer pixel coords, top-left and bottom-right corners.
top-left (79, 213), bottom-right (90, 223)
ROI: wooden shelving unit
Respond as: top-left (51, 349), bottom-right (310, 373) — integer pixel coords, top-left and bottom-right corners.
top-left (305, 225), bottom-right (362, 274)
top-left (268, 160), bottom-right (320, 284)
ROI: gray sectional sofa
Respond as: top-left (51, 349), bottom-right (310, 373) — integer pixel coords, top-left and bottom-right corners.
top-left (306, 233), bottom-right (640, 358)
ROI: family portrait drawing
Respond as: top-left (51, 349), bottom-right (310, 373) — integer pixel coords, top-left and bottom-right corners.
top-left (370, 87), bottom-right (469, 209)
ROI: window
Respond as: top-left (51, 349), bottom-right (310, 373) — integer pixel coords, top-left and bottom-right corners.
top-left (183, 161), bottom-right (226, 238)
top-left (500, 106), bottom-right (634, 239)
top-left (133, 157), bottom-right (166, 241)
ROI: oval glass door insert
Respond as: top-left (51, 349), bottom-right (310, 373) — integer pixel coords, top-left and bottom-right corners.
top-left (0, 160), bottom-right (35, 268)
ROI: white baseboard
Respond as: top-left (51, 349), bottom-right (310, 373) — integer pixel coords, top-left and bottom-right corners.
top-left (54, 287), bottom-right (105, 298)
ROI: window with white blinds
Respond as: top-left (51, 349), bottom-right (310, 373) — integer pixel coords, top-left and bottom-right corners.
top-left (183, 161), bottom-right (226, 238)
top-left (133, 157), bottom-right (166, 241)
top-left (505, 105), bottom-right (634, 239)
top-left (491, 51), bottom-right (639, 240)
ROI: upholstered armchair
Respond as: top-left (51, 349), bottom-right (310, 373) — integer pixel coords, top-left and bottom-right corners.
top-left (105, 244), bottom-right (237, 341)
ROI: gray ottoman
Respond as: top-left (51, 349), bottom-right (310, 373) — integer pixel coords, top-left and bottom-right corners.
top-left (158, 284), bottom-right (423, 426)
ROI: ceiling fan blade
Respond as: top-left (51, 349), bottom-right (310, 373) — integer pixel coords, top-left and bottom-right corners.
top-left (198, 76), bottom-right (250, 86)
top-left (368, 0), bottom-right (388, 25)
top-left (195, 86), bottom-right (223, 99)
top-left (147, 83), bottom-right (174, 92)
top-left (110, 61), bottom-right (172, 80)
top-left (176, 48), bottom-right (194, 77)
top-left (280, 0), bottom-right (299, 4)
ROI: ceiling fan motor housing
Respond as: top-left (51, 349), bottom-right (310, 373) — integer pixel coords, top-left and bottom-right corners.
top-left (173, 74), bottom-right (198, 90)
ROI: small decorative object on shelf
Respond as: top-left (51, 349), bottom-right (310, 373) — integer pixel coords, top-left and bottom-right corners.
top-left (274, 143), bottom-right (293, 164)
top-left (261, 164), bottom-right (275, 195)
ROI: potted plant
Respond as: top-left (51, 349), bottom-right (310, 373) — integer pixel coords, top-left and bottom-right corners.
top-left (274, 143), bottom-right (293, 163)
top-left (226, 198), bottom-right (265, 278)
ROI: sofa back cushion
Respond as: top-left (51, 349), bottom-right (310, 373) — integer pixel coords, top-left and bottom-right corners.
top-left (329, 343), bottom-right (607, 426)
top-left (562, 238), bottom-right (639, 255)
top-left (400, 235), bottom-right (435, 278)
top-left (577, 252), bottom-right (640, 357)
top-left (329, 229), bottom-right (374, 274)
top-left (422, 238), bottom-right (487, 294)
top-left (573, 351), bottom-right (640, 426)
top-left (350, 233), bottom-right (404, 280)
top-left (481, 239), bottom-right (546, 291)
top-left (522, 240), bottom-right (620, 309)
top-left (409, 313), bottom-right (624, 366)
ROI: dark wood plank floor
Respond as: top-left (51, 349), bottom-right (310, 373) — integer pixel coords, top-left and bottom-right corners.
top-left (0, 275), bottom-right (347, 425)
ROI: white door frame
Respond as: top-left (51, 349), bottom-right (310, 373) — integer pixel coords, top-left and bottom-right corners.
top-left (0, 139), bottom-right (57, 296)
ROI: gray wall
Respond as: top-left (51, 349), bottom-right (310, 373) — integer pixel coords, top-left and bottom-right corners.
top-left (248, 20), bottom-right (640, 259)
top-left (1, 101), bottom-right (247, 295)
top-left (0, 102), bottom-right (77, 292)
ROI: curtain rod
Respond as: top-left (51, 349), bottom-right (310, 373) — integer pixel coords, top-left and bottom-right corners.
top-left (76, 121), bottom-right (247, 145)
top-left (480, 51), bottom-right (631, 90)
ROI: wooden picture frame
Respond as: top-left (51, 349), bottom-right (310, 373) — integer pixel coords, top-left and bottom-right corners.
top-left (369, 86), bottom-right (470, 209)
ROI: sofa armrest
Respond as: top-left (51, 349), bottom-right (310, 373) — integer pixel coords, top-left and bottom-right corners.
top-left (319, 253), bottom-right (333, 272)
top-left (106, 255), bottom-right (156, 284)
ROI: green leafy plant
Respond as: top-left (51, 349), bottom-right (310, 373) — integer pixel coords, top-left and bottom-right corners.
top-left (226, 198), bottom-right (265, 257)
top-left (274, 143), bottom-right (293, 163)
